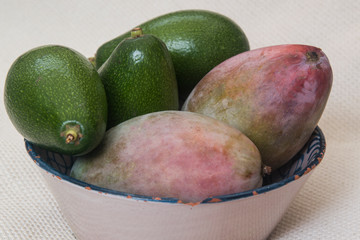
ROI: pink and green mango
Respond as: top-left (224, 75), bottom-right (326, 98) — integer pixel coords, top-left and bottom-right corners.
top-left (182, 44), bottom-right (332, 170)
top-left (70, 111), bottom-right (263, 203)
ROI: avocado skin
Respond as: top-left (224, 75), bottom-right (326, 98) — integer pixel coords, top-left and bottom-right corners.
top-left (4, 45), bottom-right (108, 156)
top-left (95, 10), bottom-right (250, 101)
top-left (98, 33), bottom-right (179, 129)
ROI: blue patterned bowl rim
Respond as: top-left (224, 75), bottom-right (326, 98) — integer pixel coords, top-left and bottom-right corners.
top-left (25, 126), bottom-right (326, 204)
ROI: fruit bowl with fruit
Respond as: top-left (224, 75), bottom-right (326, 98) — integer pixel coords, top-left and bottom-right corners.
top-left (25, 125), bottom-right (325, 240)
top-left (4, 9), bottom-right (332, 240)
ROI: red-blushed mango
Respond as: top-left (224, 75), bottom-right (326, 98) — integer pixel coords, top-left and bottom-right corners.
top-left (182, 44), bottom-right (332, 170)
top-left (70, 111), bottom-right (263, 203)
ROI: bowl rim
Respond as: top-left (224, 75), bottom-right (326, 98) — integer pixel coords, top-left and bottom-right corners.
top-left (25, 126), bottom-right (326, 205)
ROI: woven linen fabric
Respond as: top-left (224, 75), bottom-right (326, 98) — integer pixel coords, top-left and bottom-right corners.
top-left (0, 0), bottom-right (359, 239)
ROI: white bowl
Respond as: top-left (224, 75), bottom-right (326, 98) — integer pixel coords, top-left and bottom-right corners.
top-left (25, 126), bottom-right (326, 240)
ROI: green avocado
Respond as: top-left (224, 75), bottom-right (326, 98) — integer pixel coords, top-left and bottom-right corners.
top-left (94, 9), bottom-right (250, 102)
top-left (4, 45), bottom-right (108, 156)
top-left (98, 28), bottom-right (179, 129)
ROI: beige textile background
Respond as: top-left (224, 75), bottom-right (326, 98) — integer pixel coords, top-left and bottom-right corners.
top-left (0, 0), bottom-right (359, 239)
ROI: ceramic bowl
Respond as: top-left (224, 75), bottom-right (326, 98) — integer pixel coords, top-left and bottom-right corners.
top-left (25, 126), bottom-right (326, 240)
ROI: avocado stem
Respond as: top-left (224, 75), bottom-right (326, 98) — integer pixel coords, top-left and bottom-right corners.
top-left (131, 27), bottom-right (143, 38)
top-left (65, 129), bottom-right (78, 144)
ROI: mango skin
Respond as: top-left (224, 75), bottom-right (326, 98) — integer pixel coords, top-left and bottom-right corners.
top-left (70, 111), bottom-right (262, 203)
top-left (183, 44), bottom-right (333, 170)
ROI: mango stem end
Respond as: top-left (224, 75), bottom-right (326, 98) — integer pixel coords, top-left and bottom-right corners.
top-left (306, 51), bottom-right (319, 62)
top-left (262, 165), bottom-right (272, 176)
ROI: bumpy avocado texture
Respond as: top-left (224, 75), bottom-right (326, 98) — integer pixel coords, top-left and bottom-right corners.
top-left (98, 28), bottom-right (179, 129)
top-left (4, 45), bottom-right (108, 156)
top-left (95, 10), bottom-right (250, 101)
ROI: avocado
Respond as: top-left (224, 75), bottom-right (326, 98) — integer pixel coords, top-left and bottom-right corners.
top-left (94, 10), bottom-right (250, 102)
top-left (4, 45), bottom-right (108, 156)
top-left (98, 28), bottom-right (179, 129)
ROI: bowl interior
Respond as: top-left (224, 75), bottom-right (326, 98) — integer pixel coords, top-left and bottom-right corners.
top-left (26, 126), bottom-right (325, 204)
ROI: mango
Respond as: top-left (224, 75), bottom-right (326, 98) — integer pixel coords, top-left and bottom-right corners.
top-left (183, 44), bottom-right (332, 170)
top-left (70, 111), bottom-right (263, 203)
